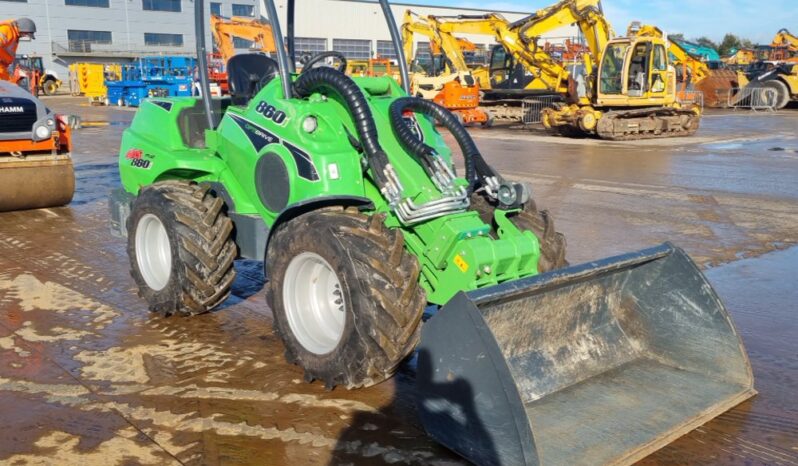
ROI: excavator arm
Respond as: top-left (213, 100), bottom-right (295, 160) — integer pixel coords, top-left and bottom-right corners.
top-left (511, 0), bottom-right (612, 76)
top-left (210, 15), bottom-right (275, 62)
top-left (429, 0), bottom-right (613, 97)
top-left (772, 28), bottom-right (798, 52)
top-left (401, 11), bottom-right (471, 74)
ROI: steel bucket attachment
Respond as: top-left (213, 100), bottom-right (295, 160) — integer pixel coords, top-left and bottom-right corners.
top-left (695, 70), bottom-right (740, 108)
top-left (417, 243), bottom-right (754, 466)
top-left (0, 155), bottom-right (75, 212)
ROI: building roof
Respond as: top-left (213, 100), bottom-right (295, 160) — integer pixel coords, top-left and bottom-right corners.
top-left (330, 0), bottom-right (529, 16)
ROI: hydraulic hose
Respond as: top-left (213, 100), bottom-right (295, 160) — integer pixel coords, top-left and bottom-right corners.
top-left (293, 67), bottom-right (391, 189)
top-left (388, 96), bottom-right (497, 194)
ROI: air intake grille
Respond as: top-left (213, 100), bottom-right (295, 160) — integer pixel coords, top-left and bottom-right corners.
top-left (0, 98), bottom-right (38, 133)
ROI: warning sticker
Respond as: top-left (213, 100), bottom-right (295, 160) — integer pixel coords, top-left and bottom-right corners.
top-left (453, 254), bottom-right (469, 273)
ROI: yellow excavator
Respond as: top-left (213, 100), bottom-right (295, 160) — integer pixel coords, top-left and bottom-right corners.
top-left (427, 2), bottom-right (701, 139)
top-left (402, 11), bottom-right (491, 125)
top-left (770, 28), bottom-right (798, 60)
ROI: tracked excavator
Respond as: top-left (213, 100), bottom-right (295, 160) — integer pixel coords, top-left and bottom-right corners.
top-left (0, 18), bottom-right (75, 212)
top-left (402, 11), bottom-right (490, 125)
top-left (110, 0), bottom-right (754, 464)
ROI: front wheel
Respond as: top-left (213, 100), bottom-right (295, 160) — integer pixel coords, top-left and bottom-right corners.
top-left (127, 181), bottom-right (237, 316)
top-left (471, 193), bottom-right (568, 273)
top-left (759, 80), bottom-right (790, 109)
top-left (266, 208), bottom-right (426, 389)
top-left (42, 79), bottom-right (58, 96)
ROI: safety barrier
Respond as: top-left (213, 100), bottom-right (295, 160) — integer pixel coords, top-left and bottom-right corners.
top-left (521, 95), bottom-right (561, 124)
top-left (718, 87), bottom-right (779, 111)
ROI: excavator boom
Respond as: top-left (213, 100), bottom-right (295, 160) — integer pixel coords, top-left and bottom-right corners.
top-left (210, 15), bottom-right (276, 62)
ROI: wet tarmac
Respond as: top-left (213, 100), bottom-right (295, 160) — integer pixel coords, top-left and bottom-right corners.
top-left (0, 96), bottom-right (796, 465)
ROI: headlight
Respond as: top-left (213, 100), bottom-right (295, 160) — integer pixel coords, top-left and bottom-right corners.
top-left (35, 126), bottom-right (51, 139)
top-left (302, 116), bottom-right (318, 133)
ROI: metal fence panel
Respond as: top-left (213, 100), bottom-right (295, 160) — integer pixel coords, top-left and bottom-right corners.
top-left (716, 87), bottom-right (778, 111)
top-left (521, 95), bottom-right (561, 125)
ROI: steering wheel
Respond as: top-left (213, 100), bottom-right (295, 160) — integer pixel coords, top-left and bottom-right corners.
top-left (301, 51), bottom-right (347, 73)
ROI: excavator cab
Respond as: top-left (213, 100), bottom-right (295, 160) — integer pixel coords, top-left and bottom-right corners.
top-left (597, 36), bottom-right (675, 106)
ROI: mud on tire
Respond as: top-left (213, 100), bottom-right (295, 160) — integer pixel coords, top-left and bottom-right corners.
top-left (127, 180), bottom-right (237, 316)
top-left (266, 208), bottom-right (426, 389)
top-left (470, 193), bottom-right (568, 272)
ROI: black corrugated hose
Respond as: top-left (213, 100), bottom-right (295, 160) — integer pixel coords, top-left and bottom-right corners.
top-left (293, 67), bottom-right (391, 189)
top-left (388, 96), bottom-right (498, 195)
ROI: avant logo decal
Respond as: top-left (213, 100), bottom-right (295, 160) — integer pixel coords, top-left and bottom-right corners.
top-left (228, 114), bottom-right (319, 181)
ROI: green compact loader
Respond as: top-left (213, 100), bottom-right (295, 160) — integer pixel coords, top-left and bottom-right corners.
top-left (110, 1), bottom-right (755, 464)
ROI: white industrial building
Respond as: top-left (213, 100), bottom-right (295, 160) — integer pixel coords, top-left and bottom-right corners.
top-left (5, 0), bottom-right (577, 77)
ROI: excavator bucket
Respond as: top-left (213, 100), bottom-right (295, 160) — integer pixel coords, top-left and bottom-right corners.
top-left (0, 155), bottom-right (75, 212)
top-left (695, 69), bottom-right (740, 108)
top-left (417, 243), bottom-right (754, 466)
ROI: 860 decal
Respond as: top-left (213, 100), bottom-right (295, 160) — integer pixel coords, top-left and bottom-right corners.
top-left (255, 100), bottom-right (287, 125)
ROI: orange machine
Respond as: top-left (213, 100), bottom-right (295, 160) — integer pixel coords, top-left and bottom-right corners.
top-left (432, 77), bottom-right (486, 125)
top-left (0, 80), bottom-right (75, 211)
top-left (402, 11), bottom-right (491, 126)
top-left (210, 15), bottom-right (276, 93)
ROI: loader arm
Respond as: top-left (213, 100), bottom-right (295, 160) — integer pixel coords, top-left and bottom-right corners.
top-left (210, 15), bottom-right (276, 62)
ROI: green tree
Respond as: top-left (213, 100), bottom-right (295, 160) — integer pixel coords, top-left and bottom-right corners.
top-left (718, 34), bottom-right (743, 56)
top-left (695, 36), bottom-right (719, 51)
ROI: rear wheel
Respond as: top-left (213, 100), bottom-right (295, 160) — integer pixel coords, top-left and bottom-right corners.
top-left (127, 181), bottom-right (237, 316)
top-left (267, 208), bottom-right (425, 389)
top-left (471, 193), bottom-right (568, 273)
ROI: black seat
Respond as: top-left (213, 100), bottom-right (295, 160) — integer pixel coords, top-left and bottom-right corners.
top-left (227, 53), bottom-right (279, 106)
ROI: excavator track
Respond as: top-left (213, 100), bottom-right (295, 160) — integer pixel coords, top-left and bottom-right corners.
top-left (596, 106), bottom-right (700, 141)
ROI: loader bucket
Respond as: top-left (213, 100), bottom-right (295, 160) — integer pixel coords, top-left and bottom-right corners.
top-left (0, 155), bottom-right (75, 212)
top-left (417, 243), bottom-right (754, 466)
top-left (695, 70), bottom-right (740, 108)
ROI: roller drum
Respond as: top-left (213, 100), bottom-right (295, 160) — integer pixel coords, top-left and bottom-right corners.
top-left (0, 155), bottom-right (75, 212)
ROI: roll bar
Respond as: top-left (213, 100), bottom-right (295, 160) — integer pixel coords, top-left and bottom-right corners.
top-left (194, 0), bottom-right (412, 128)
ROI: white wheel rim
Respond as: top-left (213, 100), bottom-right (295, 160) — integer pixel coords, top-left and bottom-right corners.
top-left (283, 252), bottom-right (346, 355)
top-left (135, 213), bottom-right (172, 291)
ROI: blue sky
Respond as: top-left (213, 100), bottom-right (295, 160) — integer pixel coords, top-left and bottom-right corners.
top-left (397, 0), bottom-right (798, 44)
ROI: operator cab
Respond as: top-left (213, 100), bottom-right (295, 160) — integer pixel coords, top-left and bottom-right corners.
top-left (598, 38), bottom-right (670, 102)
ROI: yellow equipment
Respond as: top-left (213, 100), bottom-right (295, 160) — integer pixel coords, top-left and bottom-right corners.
top-left (543, 20), bottom-right (701, 139)
top-left (723, 48), bottom-right (757, 69)
top-left (69, 63), bottom-right (121, 104)
top-left (424, 2), bottom-right (700, 139)
top-left (771, 28), bottom-right (798, 58)
top-left (634, 24), bottom-right (738, 108)
top-left (211, 15), bottom-right (275, 62)
top-left (402, 11), bottom-right (491, 125)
